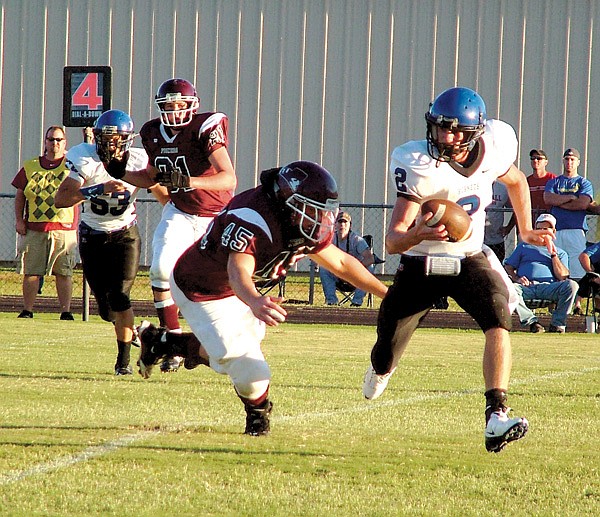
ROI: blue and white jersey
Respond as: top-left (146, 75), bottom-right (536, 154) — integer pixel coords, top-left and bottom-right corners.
top-left (389, 119), bottom-right (518, 257)
top-left (544, 175), bottom-right (594, 230)
top-left (66, 143), bottom-right (148, 232)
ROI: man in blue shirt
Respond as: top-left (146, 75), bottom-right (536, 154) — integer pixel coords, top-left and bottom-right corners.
top-left (504, 213), bottom-right (579, 333)
top-left (319, 212), bottom-right (375, 306)
top-left (543, 148), bottom-right (593, 280)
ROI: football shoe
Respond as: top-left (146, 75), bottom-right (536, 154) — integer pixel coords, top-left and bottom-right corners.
top-left (362, 365), bottom-right (396, 400)
top-left (484, 408), bottom-right (529, 453)
top-left (160, 355), bottom-right (184, 373)
top-left (137, 320), bottom-right (168, 379)
top-left (114, 365), bottom-right (133, 376)
top-left (244, 400), bottom-right (273, 436)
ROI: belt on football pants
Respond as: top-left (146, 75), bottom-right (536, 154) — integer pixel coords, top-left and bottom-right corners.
top-left (400, 252), bottom-right (482, 276)
top-left (79, 220), bottom-right (137, 236)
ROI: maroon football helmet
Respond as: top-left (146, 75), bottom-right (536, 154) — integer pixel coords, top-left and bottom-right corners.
top-left (273, 161), bottom-right (339, 244)
top-left (154, 78), bottom-right (200, 127)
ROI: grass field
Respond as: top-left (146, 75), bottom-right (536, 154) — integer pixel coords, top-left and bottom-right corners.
top-left (1, 313), bottom-right (598, 516)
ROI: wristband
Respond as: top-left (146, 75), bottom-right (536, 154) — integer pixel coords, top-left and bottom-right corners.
top-left (80, 183), bottom-right (105, 199)
top-left (550, 253), bottom-right (557, 258)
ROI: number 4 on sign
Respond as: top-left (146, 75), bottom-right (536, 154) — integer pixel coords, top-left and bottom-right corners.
top-left (73, 73), bottom-right (103, 110)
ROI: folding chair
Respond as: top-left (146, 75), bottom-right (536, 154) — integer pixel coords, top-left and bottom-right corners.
top-left (335, 234), bottom-right (385, 308)
top-left (335, 279), bottom-right (357, 306)
top-left (363, 235), bottom-right (385, 308)
top-left (256, 277), bottom-right (286, 298)
top-left (577, 272), bottom-right (600, 330)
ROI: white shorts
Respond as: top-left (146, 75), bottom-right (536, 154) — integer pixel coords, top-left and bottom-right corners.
top-left (556, 229), bottom-right (587, 280)
top-left (170, 274), bottom-right (271, 400)
top-left (150, 202), bottom-right (214, 289)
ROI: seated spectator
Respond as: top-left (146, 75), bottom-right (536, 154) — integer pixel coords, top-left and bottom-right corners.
top-left (504, 213), bottom-right (579, 333)
top-left (319, 212), bottom-right (374, 306)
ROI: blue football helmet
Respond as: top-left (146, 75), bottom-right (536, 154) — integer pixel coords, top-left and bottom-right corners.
top-left (92, 109), bottom-right (135, 163)
top-left (425, 87), bottom-right (486, 162)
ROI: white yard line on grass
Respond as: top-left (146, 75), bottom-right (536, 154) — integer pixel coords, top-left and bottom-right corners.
top-left (1, 366), bottom-right (597, 485)
top-left (0, 431), bottom-right (159, 486)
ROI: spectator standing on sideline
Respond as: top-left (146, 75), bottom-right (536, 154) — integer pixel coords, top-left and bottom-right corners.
top-left (319, 211), bottom-right (375, 306)
top-left (527, 149), bottom-right (556, 216)
top-left (138, 78), bottom-right (236, 373)
top-left (543, 148), bottom-right (593, 281)
top-left (362, 87), bottom-right (552, 453)
top-left (55, 110), bottom-right (160, 376)
top-left (504, 214), bottom-right (578, 333)
top-left (135, 162), bottom-right (388, 435)
top-left (12, 125), bottom-right (77, 320)
top-left (503, 149), bottom-right (556, 237)
top-left (484, 181), bottom-right (514, 262)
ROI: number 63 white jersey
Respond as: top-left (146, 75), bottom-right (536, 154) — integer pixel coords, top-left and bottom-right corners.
top-left (66, 143), bottom-right (149, 232)
top-left (389, 119), bottom-right (518, 257)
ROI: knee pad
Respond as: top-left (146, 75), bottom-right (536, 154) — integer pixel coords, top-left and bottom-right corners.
top-left (149, 262), bottom-right (171, 288)
top-left (107, 291), bottom-right (131, 313)
top-left (97, 299), bottom-right (114, 323)
top-left (483, 292), bottom-right (512, 332)
top-left (226, 355), bottom-right (271, 401)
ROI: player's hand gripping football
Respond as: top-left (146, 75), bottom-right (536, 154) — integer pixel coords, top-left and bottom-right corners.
top-left (154, 165), bottom-right (191, 189)
top-left (413, 211), bottom-right (449, 242)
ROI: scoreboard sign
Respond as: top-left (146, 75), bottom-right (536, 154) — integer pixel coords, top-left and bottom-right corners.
top-left (62, 66), bottom-right (112, 127)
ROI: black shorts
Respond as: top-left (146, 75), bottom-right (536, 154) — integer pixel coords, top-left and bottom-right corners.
top-left (78, 223), bottom-right (141, 319)
top-left (380, 252), bottom-right (511, 333)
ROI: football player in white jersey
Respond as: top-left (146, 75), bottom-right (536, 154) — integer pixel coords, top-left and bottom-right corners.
top-left (362, 87), bottom-right (552, 453)
top-left (55, 110), bottom-right (162, 376)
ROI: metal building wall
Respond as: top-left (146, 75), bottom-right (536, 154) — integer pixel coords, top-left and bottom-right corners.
top-left (1, 0), bottom-right (599, 243)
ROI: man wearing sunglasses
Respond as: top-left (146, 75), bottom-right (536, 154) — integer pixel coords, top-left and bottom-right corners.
top-left (527, 149), bottom-right (556, 216)
top-left (12, 126), bottom-right (77, 321)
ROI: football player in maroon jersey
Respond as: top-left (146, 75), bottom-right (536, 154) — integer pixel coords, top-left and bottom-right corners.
top-left (140, 78), bottom-right (237, 373)
top-left (135, 161), bottom-right (388, 436)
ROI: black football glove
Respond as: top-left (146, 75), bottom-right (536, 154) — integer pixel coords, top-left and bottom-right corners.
top-left (104, 151), bottom-right (129, 179)
top-left (155, 166), bottom-right (191, 188)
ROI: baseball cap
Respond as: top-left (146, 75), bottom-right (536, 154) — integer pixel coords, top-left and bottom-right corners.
top-left (535, 213), bottom-right (557, 228)
top-left (336, 212), bottom-right (351, 223)
top-left (563, 148), bottom-right (580, 159)
top-left (529, 149), bottom-right (547, 159)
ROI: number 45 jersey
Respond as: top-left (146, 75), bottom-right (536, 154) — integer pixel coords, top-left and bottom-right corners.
top-left (390, 119), bottom-right (518, 257)
top-left (65, 142), bottom-right (148, 232)
top-left (173, 185), bottom-right (330, 302)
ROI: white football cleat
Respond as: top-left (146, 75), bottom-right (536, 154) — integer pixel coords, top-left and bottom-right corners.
top-left (363, 365), bottom-right (396, 400)
top-left (485, 408), bottom-right (529, 453)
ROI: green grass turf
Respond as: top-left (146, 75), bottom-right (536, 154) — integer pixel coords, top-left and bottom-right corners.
top-left (0, 313), bottom-right (598, 516)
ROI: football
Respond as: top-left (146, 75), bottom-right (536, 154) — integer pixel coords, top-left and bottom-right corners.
top-left (421, 199), bottom-right (473, 242)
